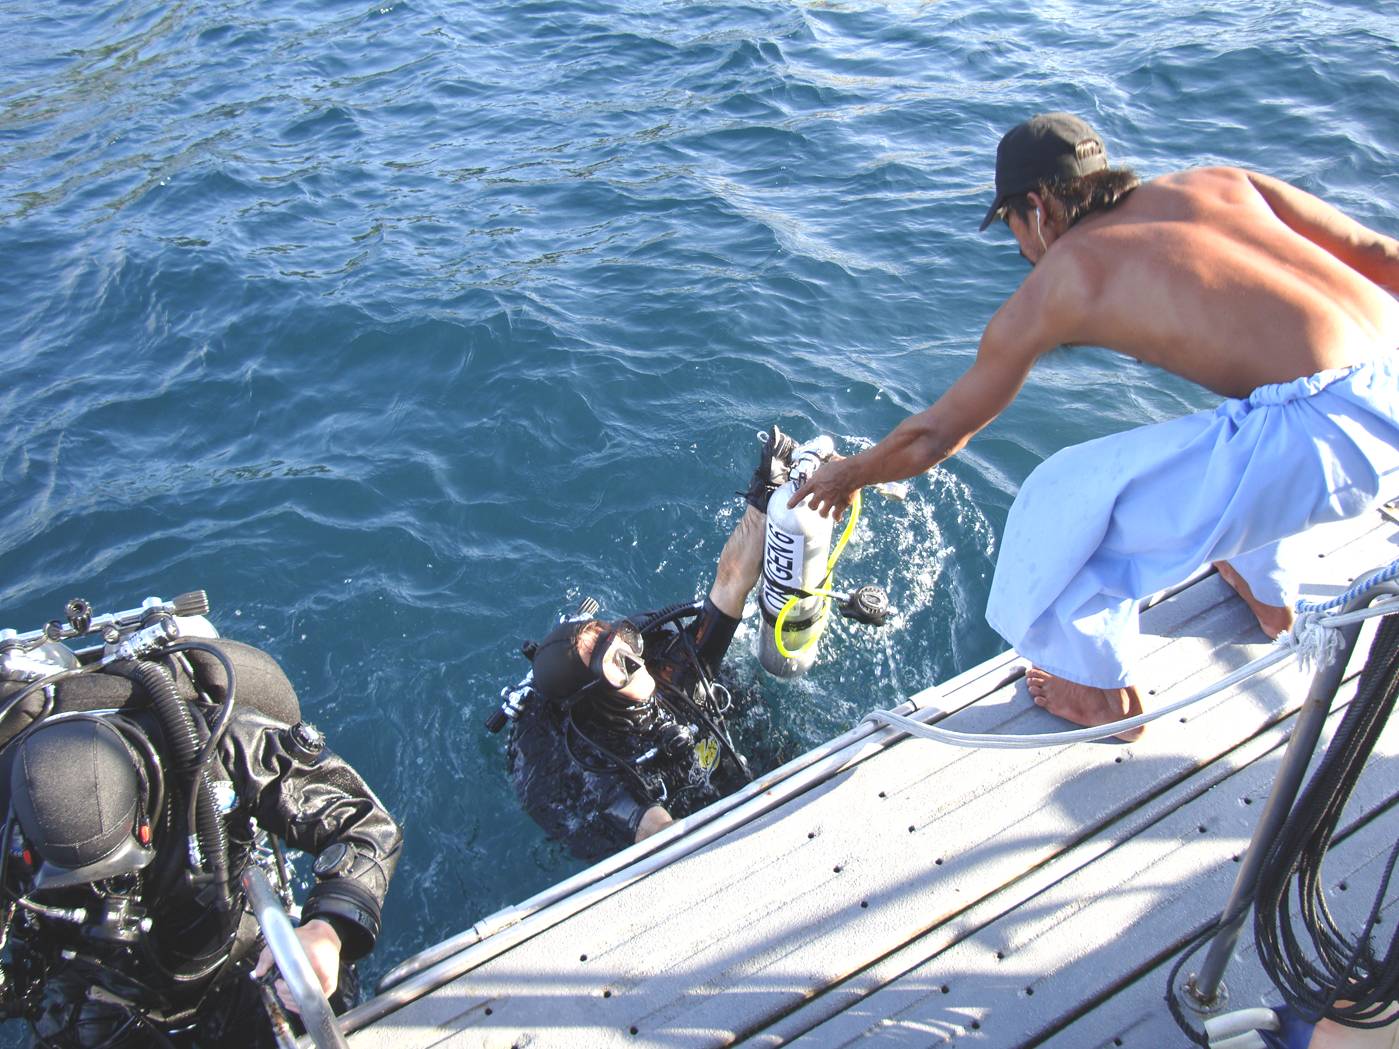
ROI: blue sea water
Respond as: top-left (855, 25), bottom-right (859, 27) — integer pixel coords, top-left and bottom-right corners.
top-left (1, 0), bottom-right (1397, 1018)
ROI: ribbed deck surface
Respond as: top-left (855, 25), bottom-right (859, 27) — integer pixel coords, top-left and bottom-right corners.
top-left (345, 508), bottom-right (1399, 1049)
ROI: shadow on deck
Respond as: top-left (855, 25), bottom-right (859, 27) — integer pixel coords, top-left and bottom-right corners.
top-left (342, 510), bottom-right (1399, 1049)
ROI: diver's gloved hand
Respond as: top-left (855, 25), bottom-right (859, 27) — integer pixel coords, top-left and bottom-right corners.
top-left (743, 425), bottom-right (798, 511)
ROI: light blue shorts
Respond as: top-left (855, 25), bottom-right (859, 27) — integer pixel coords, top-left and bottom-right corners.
top-left (985, 356), bottom-right (1399, 689)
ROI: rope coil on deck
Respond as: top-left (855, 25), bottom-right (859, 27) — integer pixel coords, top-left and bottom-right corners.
top-left (864, 559), bottom-right (1399, 750)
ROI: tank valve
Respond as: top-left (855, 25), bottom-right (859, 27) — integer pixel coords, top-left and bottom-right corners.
top-left (65, 598), bottom-right (92, 634)
top-left (172, 591), bottom-right (211, 618)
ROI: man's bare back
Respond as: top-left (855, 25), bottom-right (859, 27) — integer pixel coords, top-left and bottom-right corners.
top-left (1011, 167), bottom-right (1399, 398)
top-left (791, 114), bottom-right (1399, 740)
top-left (793, 160), bottom-right (1399, 520)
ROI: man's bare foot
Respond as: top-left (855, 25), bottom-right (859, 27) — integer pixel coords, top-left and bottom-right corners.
top-left (1213, 561), bottom-right (1294, 639)
top-left (1025, 668), bottom-right (1145, 742)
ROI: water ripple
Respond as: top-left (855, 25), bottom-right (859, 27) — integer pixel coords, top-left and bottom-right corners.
top-left (1, 0), bottom-right (1396, 999)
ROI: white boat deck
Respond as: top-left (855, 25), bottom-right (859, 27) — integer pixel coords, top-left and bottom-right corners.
top-left (342, 506), bottom-right (1399, 1049)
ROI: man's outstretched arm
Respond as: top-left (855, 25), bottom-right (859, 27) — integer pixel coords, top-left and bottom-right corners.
top-left (791, 306), bottom-right (1047, 519)
top-left (1246, 171), bottom-right (1399, 294)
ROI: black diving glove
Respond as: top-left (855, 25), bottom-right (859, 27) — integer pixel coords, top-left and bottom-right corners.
top-left (743, 425), bottom-right (798, 511)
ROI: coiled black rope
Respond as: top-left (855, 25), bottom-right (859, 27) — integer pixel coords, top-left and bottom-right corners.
top-left (1168, 615), bottom-right (1399, 1044)
top-left (1252, 613), bottom-right (1399, 1027)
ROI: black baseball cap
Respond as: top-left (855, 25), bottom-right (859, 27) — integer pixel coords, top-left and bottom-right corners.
top-left (978, 113), bottom-right (1108, 231)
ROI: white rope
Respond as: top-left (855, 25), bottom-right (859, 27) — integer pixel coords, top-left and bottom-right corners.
top-left (1288, 597), bottom-right (1399, 671)
top-left (1288, 608), bottom-right (1344, 674)
top-left (864, 596), bottom-right (1399, 751)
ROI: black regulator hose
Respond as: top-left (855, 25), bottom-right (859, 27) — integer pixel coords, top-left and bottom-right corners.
top-left (130, 659), bottom-right (232, 911)
top-left (162, 641), bottom-right (238, 784)
top-left (561, 713), bottom-right (661, 805)
top-left (0, 661), bottom-right (102, 741)
top-left (630, 601), bottom-right (752, 783)
top-left (630, 602), bottom-right (702, 636)
top-left (666, 626), bottom-right (751, 782)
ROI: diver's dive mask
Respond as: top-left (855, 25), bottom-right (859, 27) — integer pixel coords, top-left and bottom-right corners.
top-left (589, 621), bottom-right (645, 690)
top-left (527, 616), bottom-right (647, 705)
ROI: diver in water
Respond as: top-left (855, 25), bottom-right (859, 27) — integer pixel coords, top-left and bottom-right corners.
top-left (499, 427), bottom-right (802, 861)
top-left (0, 612), bottom-right (401, 1048)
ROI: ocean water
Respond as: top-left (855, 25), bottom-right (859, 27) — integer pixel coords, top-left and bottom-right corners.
top-left (1, 0), bottom-right (1397, 1016)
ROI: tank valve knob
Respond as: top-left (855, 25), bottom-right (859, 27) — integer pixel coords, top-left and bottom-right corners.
top-left (172, 591), bottom-right (210, 618)
top-left (484, 709), bottom-right (508, 734)
top-left (65, 598), bottom-right (92, 634)
top-left (839, 585), bottom-right (893, 627)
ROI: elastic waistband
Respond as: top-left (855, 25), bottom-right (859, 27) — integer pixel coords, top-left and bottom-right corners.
top-left (1236, 355), bottom-right (1396, 410)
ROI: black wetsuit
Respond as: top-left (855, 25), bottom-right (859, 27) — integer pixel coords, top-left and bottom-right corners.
top-left (507, 600), bottom-right (751, 862)
top-left (0, 642), bottom-right (402, 1049)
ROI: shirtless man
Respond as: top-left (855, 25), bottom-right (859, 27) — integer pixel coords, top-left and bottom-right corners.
top-left (793, 112), bottom-right (1399, 739)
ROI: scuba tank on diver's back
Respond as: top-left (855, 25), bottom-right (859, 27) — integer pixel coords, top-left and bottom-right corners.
top-left (757, 436), bottom-right (837, 678)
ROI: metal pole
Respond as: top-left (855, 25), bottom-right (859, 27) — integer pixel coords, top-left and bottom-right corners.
top-left (242, 867), bottom-right (350, 1049)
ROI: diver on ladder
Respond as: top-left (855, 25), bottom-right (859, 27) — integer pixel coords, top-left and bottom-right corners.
top-left (0, 593), bottom-right (401, 1047)
top-left (490, 427), bottom-right (895, 862)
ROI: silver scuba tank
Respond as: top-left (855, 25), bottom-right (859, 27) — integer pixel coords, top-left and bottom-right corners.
top-left (757, 435), bottom-right (836, 678)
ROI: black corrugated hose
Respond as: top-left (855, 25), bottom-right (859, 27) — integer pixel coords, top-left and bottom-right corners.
top-left (1252, 612), bottom-right (1399, 1027)
top-left (131, 658), bottom-right (233, 911)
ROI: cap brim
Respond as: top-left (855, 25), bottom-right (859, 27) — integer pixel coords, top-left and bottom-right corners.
top-left (978, 195), bottom-right (1006, 232)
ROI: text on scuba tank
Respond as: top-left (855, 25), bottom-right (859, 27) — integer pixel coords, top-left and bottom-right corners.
top-left (764, 525), bottom-right (799, 586)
